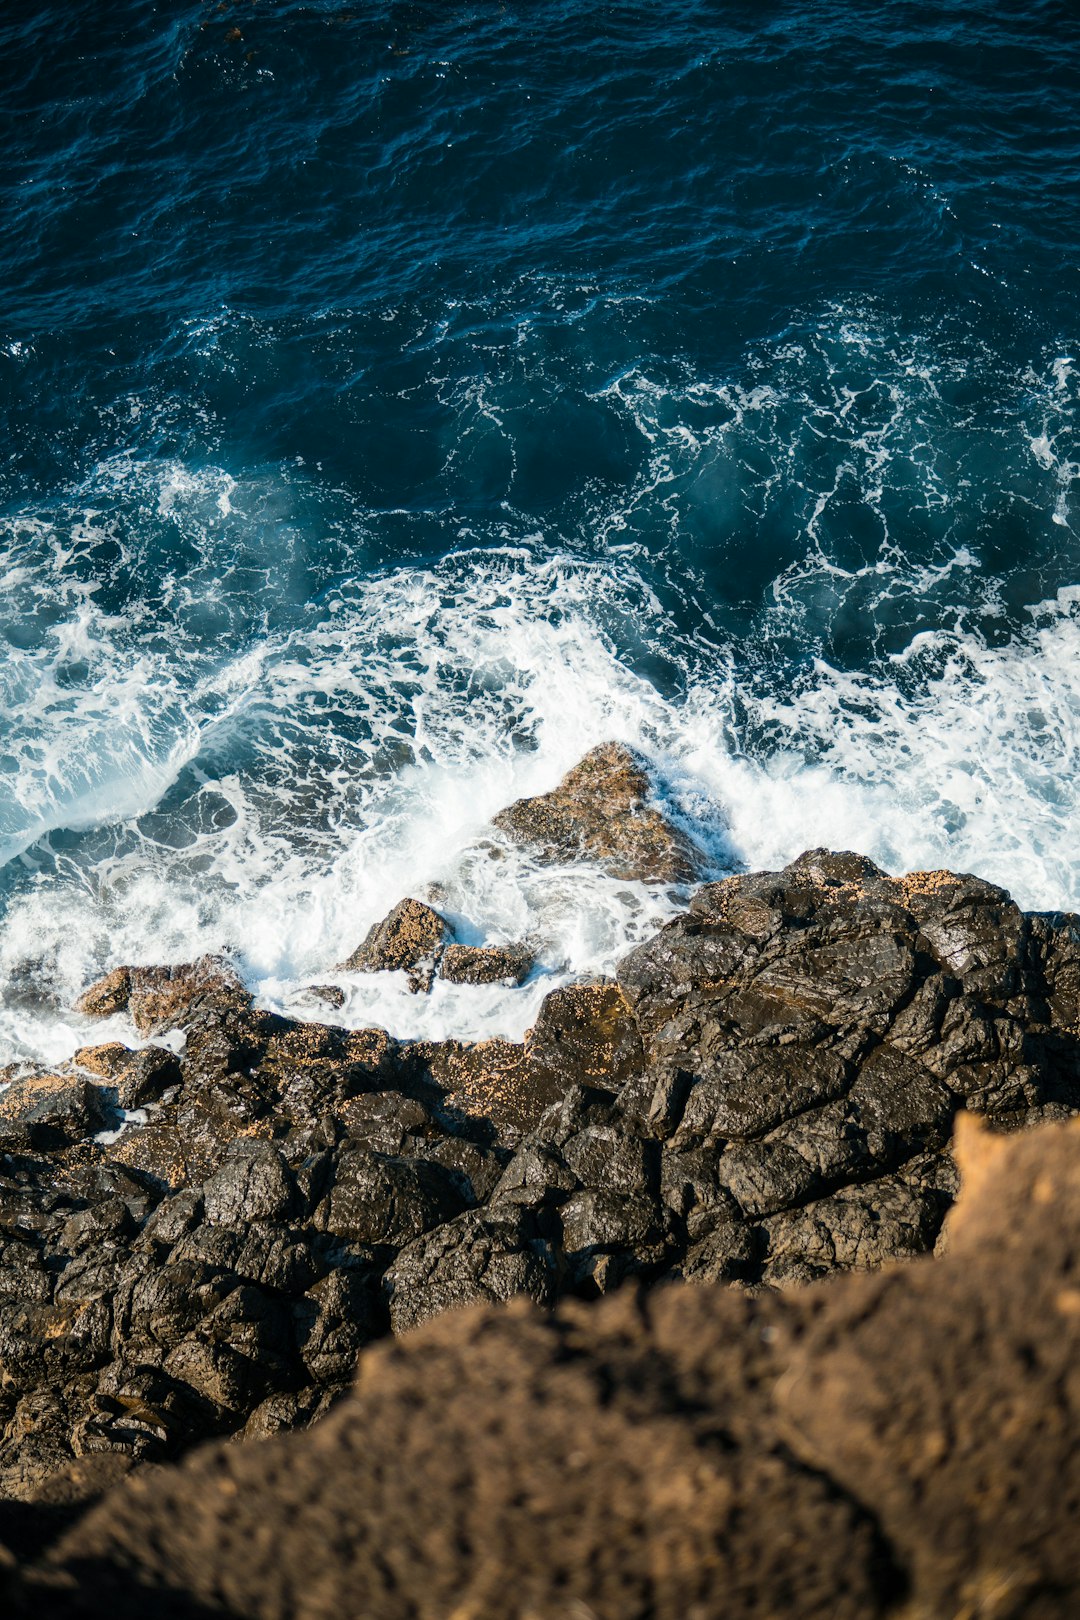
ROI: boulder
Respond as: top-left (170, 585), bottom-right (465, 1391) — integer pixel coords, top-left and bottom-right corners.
top-left (76, 957), bottom-right (249, 1035)
top-left (340, 898), bottom-right (450, 992)
top-left (437, 943), bottom-right (532, 986)
top-left (74, 970), bottom-right (131, 1020)
top-left (492, 742), bottom-right (704, 882)
top-left (0, 1075), bottom-right (110, 1151)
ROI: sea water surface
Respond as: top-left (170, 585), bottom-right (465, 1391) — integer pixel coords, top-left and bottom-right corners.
top-left (1, 0), bottom-right (1078, 1062)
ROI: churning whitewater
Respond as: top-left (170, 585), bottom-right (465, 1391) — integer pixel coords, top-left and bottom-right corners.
top-left (1, 4), bottom-right (1078, 1064)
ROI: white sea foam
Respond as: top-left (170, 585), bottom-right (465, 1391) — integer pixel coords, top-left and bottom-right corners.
top-left (1, 308), bottom-right (1078, 1064)
top-left (3, 541), bottom-right (1079, 1066)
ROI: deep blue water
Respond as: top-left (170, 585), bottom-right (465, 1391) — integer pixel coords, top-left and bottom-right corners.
top-left (1, 1), bottom-right (1078, 1060)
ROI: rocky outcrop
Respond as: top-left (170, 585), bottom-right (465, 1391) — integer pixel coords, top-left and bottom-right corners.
top-left (0, 846), bottom-right (1077, 1514)
top-left (492, 741), bottom-right (705, 882)
top-left (437, 942), bottom-right (532, 986)
top-left (339, 898), bottom-right (449, 991)
top-left (10, 1112), bottom-right (1080, 1618)
top-left (335, 899), bottom-right (533, 992)
top-left (76, 956), bottom-right (249, 1035)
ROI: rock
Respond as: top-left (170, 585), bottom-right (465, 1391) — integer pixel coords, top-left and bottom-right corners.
top-left (492, 742), bottom-right (704, 882)
top-left (75, 957), bottom-right (249, 1035)
top-left (340, 898), bottom-right (450, 992)
top-left (414, 1037), bottom-right (539, 1136)
top-left (0, 1075), bottom-right (110, 1151)
top-left (127, 957), bottom-right (250, 1035)
top-left (437, 943), bottom-right (532, 986)
top-left (70, 1044), bottom-right (132, 1079)
top-left (314, 1140), bottom-right (467, 1248)
top-left (202, 1141), bottom-right (296, 1226)
top-left (74, 969), bottom-right (131, 1020)
top-left (524, 981), bottom-right (644, 1099)
top-left (19, 1113), bottom-right (1080, 1620)
top-left (303, 984), bottom-right (346, 1010)
top-left (1, 846), bottom-right (1080, 1526)
top-left (384, 1204), bottom-right (556, 1333)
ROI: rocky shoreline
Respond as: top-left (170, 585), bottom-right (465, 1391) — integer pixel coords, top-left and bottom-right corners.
top-left (1, 745), bottom-right (1079, 1612)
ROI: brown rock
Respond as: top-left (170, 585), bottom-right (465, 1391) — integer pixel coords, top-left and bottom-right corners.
top-left (340, 899), bottom-right (450, 992)
top-left (74, 969), bottom-right (131, 1020)
top-left (126, 957), bottom-right (249, 1035)
top-left (0, 1074), bottom-right (109, 1150)
top-left (23, 1114), bottom-right (1080, 1620)
top-left (417, 1037), bottom-right (534, 1132)
top-left (776, 1114), bottom-right (1080, 1616)
top-left (76, 958), bottom-right (248, 1035)
top-left (70, 1044), bottom-right (132, 1079)
top-left (492, 742), bottom-right (703, 883)
top-left (438, 943), bottom-right (532, 986)
top-left (524, 980), bottom-right (644, 1098)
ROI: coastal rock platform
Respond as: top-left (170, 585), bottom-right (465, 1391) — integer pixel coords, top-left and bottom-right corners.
top-left (0, 836), bottom-right (1075, 1509)
top-left (1, 741), bottom-right (1079, 1610)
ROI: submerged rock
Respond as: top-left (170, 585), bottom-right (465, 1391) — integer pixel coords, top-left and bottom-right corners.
top-left (18, 1114), bottom-right (1080, 1620)
top-left (492, 741), bottom-right (704, 882)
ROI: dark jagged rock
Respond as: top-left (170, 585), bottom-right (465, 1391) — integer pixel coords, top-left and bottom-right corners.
top-left (1, 842), bottom-right (1079, 1523)
top-left (492, 741), bottom-right (705, 882)
top-left (0, 1075), bottom-right (111, 1152)
top-left (16, 1114), bottom-right (1080, 1619)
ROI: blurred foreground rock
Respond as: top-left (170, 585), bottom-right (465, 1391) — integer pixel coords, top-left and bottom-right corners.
top-left (7, 1112), bottom-right (1080, 1618)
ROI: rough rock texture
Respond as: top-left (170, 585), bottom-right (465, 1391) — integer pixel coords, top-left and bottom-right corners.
top-left (437, 942), bottom-right (532, 986)
top-left (492, 741), bottom-right (705, 882)
top-left (1, 845), bottom-right (1078, 1526)
top-left (76, 956), bottom-right (250, 1036)
top-left (338, 897), bottom-right (448, 991)
top-left (11, 1113), bottom-right (1080, 1619)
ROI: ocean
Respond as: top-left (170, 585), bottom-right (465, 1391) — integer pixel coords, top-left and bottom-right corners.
top-left (1, 0), bottom-right (1078, 1064)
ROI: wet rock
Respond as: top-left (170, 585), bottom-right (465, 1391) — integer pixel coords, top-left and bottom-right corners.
top-left (302, 984), bottom-right (346, 1010)
top-left (76, 957), bottom-right (249, 1035)
top-left (492, 742), bottom-right (704, 882)
top-left (0, 1075), bottom-right (110, 1152)
top-left (127, 957), bottom-right (250, 1035)
top-left (437, 942), bottom-right (532, 985)
top-left (524, 981), bottom-right (644, 1099)
top-left (74, 970), bottom-right (131, 1021)
top-left (2, 844), bottom-right (1080, 1524)
top-left (415, 1036), bottom-right (540, 1136)
top-left (340, 898), bottom-right (449, 992)
top-left (314, 1140), bottom-right (468, 1248)
top-left (202, 1141), bottom-right (296, 1227)
top-left (384, 1204), bottom-right (556, 1333)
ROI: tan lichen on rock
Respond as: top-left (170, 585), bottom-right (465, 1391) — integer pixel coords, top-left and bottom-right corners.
top-left (340, 898), bottom-right (449, 991)
top-left (894, 869), bottom-right (964, 902)
top-left (438, 943), bottom-right (532, 986)
top-left (71, 1044), bottom-right (133, 1079)
top-left (492, 742), bottom-right (703, 883)
top-left (420, 1037), bottom-right (529, 1123)
top-left (75, 967), bottom-right (132, 1020)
